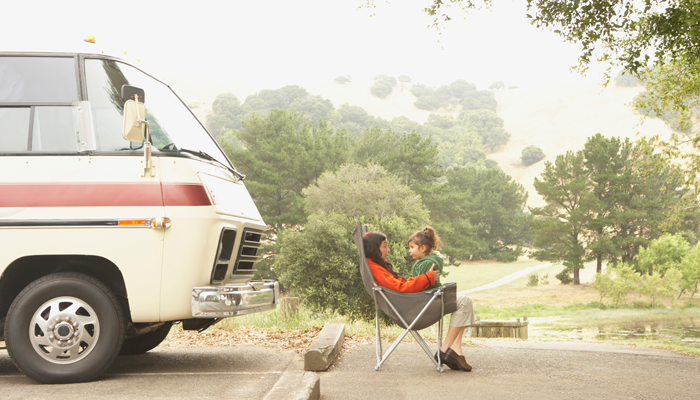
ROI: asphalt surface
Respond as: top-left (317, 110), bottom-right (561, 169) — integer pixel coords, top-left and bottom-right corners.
top-left (3, 340), bottom-right (700, 399)
top-left (0, 346), bottom-right (304, 399)
top-left (320, 341), bottom-right (700, 400)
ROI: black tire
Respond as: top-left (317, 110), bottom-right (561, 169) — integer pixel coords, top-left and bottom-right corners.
top-left (120, 322), bottom-right (173, 355)
top-left (4, 272), bottom-right (125, 384)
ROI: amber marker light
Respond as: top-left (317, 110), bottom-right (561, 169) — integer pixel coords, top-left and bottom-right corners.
top-left (118, 219), bottom-right (148, 226)
top-left (84, 36), bottom-right (96, 43)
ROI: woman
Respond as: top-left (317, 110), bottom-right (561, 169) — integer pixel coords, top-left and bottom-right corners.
top-left (363, 231), bottom-right (474, 372)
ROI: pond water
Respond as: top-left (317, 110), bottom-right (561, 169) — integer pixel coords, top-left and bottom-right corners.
top-left (531, 318), bottom-right (700, 351)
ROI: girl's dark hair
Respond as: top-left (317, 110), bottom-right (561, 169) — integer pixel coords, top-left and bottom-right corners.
top-left (363, 231), bottom-right (401, 280)
top-left (407, 226), bottom-right (442, 254)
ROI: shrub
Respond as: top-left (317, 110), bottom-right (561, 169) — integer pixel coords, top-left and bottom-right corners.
top-left (414, 96), bottom-right (440, 110)
top-left (527, 273), bottom-right (539, 287)
top-left (274, 213), bottom-right (370, 318)
top-left (540, 273), bottom-right (550, 285)
top-left (335, 75), bottom-right (351, 84)
top-left (488, 81), bottom-right (505, 90)
top-left (636, 233), bottom-right (690, 275)
top-left (371, 80), bottom-right (393, 98)
top-left (640, 267), bottom-right (682, 307)
top-left (679, 242), bottom-right (700, 299)
top-left (521, 145), bottom-right (546, 165)
top-left (555, 267), bottom-right (573, 284)
top-left (398, 75), bottom-right (411, 83)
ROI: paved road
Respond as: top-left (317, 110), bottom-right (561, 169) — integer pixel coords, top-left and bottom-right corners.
top-left (460, 263), bottom-right (554, 294)
top-left (320, 341), bottom-right (700, 400)
top-left (0, 346), bottom-right (304, 399)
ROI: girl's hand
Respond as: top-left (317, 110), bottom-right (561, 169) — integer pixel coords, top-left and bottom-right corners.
top-left (429, 263), bottom-right (440, 281)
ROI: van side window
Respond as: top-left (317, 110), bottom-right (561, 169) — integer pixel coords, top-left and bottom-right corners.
top-left (0, 108), bottom-right (30, 151)
top-left (0, 57), bottom-right (80, 153)
top-left (0, 57), bottom-right (78, 102)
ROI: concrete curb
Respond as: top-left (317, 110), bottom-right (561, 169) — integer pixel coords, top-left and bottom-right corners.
top-left (304, 323), bottom-right (345, 371)
top-left (264, 371), bottom-right (320, 400)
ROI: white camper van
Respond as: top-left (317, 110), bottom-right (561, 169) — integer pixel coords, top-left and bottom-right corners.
top-left (0, 52), bottom-right (278, 383)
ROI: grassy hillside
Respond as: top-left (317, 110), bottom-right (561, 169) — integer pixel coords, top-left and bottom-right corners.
top-left (170, 77), bottom-right (673, 207)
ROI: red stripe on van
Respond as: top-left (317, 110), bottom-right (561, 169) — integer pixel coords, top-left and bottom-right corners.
top-left (162, 183), bottom-right (211, 206)
top-left (0, 183), bottom-right (211, 207)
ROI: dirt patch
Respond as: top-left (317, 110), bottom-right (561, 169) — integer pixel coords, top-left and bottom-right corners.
top-left (158, 326), bottom-right (373, 356)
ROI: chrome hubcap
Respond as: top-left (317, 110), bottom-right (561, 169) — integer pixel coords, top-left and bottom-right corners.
top-left (29, 297), bottom-right (100, 364)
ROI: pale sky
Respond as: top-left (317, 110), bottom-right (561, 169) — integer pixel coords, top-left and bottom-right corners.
top-left (0, 0), bottom-right (607, 90)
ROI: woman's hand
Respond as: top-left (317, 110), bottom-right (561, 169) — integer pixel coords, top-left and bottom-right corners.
top-left (429, 263), bottom-right (440, 281)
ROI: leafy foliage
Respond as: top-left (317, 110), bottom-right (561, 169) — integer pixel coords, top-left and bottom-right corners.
top-left (226, 109), bottom-right (350, 233)
top-left (488, 81), bottom-right (505, 91)
top-left (521, 145), bottom-right (546, 165)
top-left (636, 234), bottom-right (690, 276)
top-left (532, 150), bottom-right (593, 284)
top-left (424, 166), bottom-right (531, 262)
top-left (335, 75), bottom-right (351, 84)
top-left (275, 165), bottom-right (431, 318)
top-left (370, 75), bottom-right (397, 99)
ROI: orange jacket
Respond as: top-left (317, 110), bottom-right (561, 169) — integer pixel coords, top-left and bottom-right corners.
top-left (367, 258), bottom-right (435, 293)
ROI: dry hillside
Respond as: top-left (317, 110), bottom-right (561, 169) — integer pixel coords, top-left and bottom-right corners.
top-left (171, 77), bottom-right (674, 207)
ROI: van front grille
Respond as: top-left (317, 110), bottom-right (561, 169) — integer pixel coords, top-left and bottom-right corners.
top-left (210, 228), bottom-right (236, 283)
top-left (231, 228), bottom-right (263, 277)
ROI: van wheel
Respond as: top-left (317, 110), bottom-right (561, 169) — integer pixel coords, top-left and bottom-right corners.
top-left (120, 322), bottom-right (173, 355)
top-left (4, 273), bottom-right (125, 383)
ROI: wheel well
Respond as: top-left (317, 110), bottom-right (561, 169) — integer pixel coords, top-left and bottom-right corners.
top-left (0, 255), bottom-right (130, 323)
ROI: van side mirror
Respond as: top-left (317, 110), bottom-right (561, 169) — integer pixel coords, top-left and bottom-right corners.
top-left (121, 85), bottom-right (145, 103)
top-left (121, 85), bottom-right (147, 142)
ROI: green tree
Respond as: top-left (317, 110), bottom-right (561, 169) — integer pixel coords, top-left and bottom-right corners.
top-left (424, 166), bottom-right (531, 262)
top-left (488, 81), bottom-right (505, 91)
top-left (371, 75), bottom-right (397, 99)
top-left (531, 150), bottom-right (594, 284)
top-left (335, 75), bottom-right (351, 84)
top-left (636, 233), bottom-right (690, 276)
top-left (275, 165), bottom-right (432, 318)
top-left (521, 145), bottom-right (546, 165)
top-left (414, 96), bottom-right (440, 110)
top-left (459, 109), bottom-right (510, 151)
top-left (351, 127), bottom-right (443, 188)
top-left (205, 93), bottom-right (248, 137)
top-left (226, 109), bottom-right (350, 233)
top-left (679, 242), bottom-right (700, 299)
top-left (398, 75), bottom-right (411, 83)
top-left (582, 134), bottom-right (632, 273)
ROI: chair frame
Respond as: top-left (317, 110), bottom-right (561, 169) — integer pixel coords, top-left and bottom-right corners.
top-left (354, 222), bottom-right (449, 372)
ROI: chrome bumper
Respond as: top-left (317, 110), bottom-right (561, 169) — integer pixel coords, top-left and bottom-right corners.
top-left (191, 281), bottom-right (279, 318)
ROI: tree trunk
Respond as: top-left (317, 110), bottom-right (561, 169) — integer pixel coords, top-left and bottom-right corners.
top-left (573, 267), bottom-right (580, 285)
top-left (596, 254), bottom-right (602, 273)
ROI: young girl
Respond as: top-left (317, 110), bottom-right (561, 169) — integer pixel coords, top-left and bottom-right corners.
top-left (408, 226), bottom-right (476, 372)
top-left (407, 226), bottom-right (443, 290)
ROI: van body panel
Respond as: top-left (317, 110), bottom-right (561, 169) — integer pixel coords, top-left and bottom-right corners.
top-left (0, 155), bottom-right (165, 322)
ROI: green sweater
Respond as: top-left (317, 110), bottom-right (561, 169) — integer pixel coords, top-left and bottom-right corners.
top-left (411, 253), bottom-right (443, 290)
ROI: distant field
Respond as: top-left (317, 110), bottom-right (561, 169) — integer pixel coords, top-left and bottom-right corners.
top-left (441, 259), bottom-right (543, 291)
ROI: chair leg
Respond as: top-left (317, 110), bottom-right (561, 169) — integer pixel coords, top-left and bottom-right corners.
top-left (375, 327), bottom-right (412, 371)
top-left (375, 305), bottom-right (382, 365)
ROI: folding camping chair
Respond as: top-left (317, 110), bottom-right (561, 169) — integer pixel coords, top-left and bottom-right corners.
top-left (352, 220), bottom-right (457, 372)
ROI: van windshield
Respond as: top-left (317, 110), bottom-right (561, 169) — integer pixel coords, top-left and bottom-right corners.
top-left (84, 59), bottom-right (230, 168)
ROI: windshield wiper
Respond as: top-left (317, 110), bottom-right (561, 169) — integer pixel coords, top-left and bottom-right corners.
top-left (176, 148), bottom-right (245, 181)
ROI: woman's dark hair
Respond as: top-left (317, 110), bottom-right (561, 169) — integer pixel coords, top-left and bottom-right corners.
top-left (363, 231), bottom-right (401, 279)
top-left (407, 226), bottom-right (442, 254)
